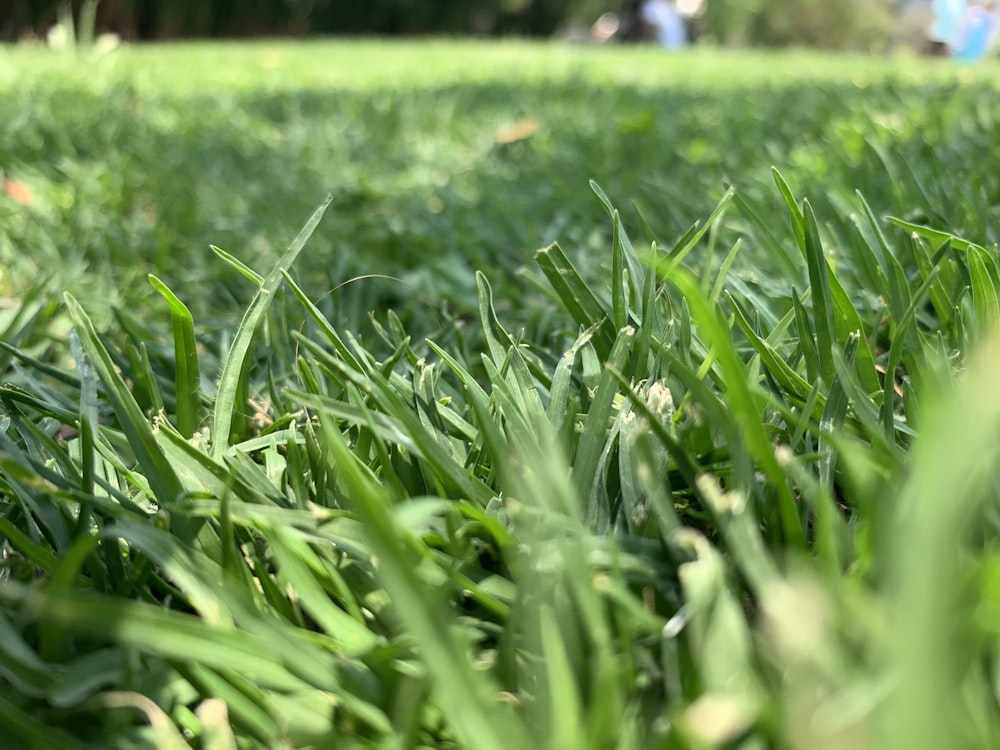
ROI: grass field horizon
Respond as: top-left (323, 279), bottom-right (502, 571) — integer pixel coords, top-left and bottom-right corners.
top-left (2, 40), bottom-right (1000, 748)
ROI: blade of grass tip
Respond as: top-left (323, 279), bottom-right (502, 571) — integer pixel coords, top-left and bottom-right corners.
top-left (131, 340), bottom-right (166, 416)
top-left (589, 179), bottom-right (616, 217)
top-left (427, 340), bottom-right (511, 483)
top-left (829, 279), bottom-right (882, 398)
top-left (909, 235), bottom-right (955, 328)
top-left (68, 330), bottom-right (97, 532)
top-left (545, 321), bottom-right (603, 435)
top-left (659, 186), bottom-right (735, 277)
top-left (573, 327), bottom-right (634, 517)
top-left (212, 196), bottom-right (332, 458)
top-left (791, 288), bottom-right (821, 386)
top-left (591, 181), bottom-right (648, 308)
top-left (535, 242), bottom-right (615, 360)
top-left (63, 294), bottom-right (188, 525)
top-left (854, 191), bottom-right (907, 317)
top-left (211, 246), bottom-right (264, 285)
top-left (731, 190), bottom-right (801, 279)
top-left (668, 269), bottom-right (805, 548)
top-left (709, 238), bottom-right (743, 306)
top-left (881, 266), bottom-right (942, 441)
top-left (728, 292), bottom-right (814, 406)
top-left (788, 378), bottom-right (825, 453)
top-left (699, 207), bottom-right (720, 292)
top-left (801, 200), bottom-right (837, 386)
top-left (593, 182), bottom-right (645, 296)
top-left (149, 275), bottom-right (201, 439)
top-left (886, 216), bottom-right (982, 253)
top-left (675, 295), bottom-right (694, 369)
top-left (0, 341), bottom-right (82, 389)
top-left (629, 237), bottom-right (661, 384)
top-left (281, 270), bottom-right (364, 373)
top-left (314, 412), bottom-right (529, 750)
top-left (772, 167), bottom-right (805, 242)
top-left (967, 246), bottom-right (1000, 334)
top-left (612, 210), bottom-right (628, 330)
top-left (591, 184), bottom-right (629, 330)
top-left (476, 274), bottom-right (549, 428)
top-left (475, 272), bottom-right (517, 377)
top-left (882, 336), bottom-right (1000, 750)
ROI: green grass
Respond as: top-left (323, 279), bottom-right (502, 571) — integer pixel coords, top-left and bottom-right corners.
top-left (2, 39), bottom-right (1000, 748)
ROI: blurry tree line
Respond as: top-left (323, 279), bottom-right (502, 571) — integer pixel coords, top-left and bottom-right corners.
top-left (0, 0), bottom-right (608, 39)
top-left (702, 0), bottom-right (901, 50)
top-left (2, 0), bottom-right (901, 50)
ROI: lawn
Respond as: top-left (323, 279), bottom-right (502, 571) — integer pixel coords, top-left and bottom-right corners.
top-left (1, 39), bottom-right (1000, 748)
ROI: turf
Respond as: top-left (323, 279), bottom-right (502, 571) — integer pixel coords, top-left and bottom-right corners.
top-left (1, 39), bottom-right (1000, 749)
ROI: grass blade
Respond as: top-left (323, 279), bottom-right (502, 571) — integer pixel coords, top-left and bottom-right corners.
top-left (63, 294), bottom-right (187, 524)
top-left (149, 275), bottom-right (201, 438)
top-left (667, 269), bottom-right (805, 549)
top-left (535, 242), bottom-right (615, 360)
top-left (212, 196), bottom-right (332, 457)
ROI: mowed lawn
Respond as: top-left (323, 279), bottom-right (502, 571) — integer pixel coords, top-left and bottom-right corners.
top-left (1, 40), bottom-right (1000, 749)
top-left (2, 40), bottom-right (997, 331)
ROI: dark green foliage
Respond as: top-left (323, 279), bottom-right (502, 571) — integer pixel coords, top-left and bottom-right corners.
top-left (1, 0), bottom-right (612, 39)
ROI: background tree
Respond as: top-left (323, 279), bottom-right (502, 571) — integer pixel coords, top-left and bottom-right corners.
top-left (702, 0), bottom-right (900, 50)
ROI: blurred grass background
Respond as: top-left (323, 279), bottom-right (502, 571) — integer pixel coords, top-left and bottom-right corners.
top-left (2, 41), bottom-right (998, 338)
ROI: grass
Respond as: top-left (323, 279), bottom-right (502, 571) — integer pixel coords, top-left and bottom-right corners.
top-left (1, 39), bottom-right (1000, 748)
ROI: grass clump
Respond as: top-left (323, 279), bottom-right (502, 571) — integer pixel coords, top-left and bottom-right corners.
top-left (1, 41), bottom-right (1000, 748)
